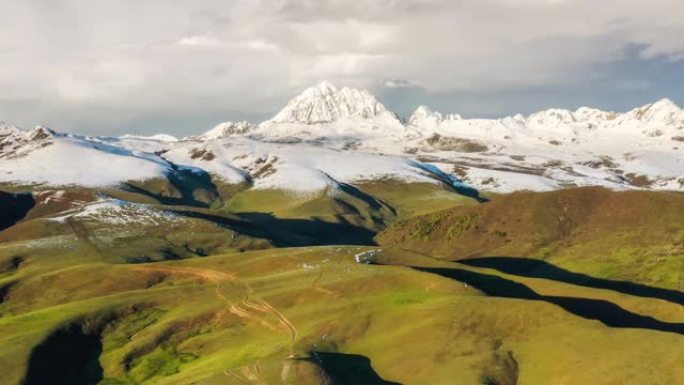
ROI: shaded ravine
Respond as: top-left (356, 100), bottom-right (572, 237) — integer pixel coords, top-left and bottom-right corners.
top-left (23, 323), bottom-right (103, 385)
top-left (310, 351), bottom-right (402, 385)
top-left (0, 190), bottom-right (35, 231)
top-left (413, 266), bottom-right (684, 336)
top-left (409, 160), bottom-right (488, 203)
top-left (460, 257), bottom-right (684, 307)
top-left (171, 209), bottom-right (378, 247)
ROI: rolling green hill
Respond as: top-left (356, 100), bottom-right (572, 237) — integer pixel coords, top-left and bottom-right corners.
top-left (1, 184), bottom-right (682, 384)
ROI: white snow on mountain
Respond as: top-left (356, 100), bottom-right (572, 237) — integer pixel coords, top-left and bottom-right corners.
top-left (162, 137), bottom-right (449, 192)
top-left (120, 133), bottom-right (179, 142)
top-left (0, 126), bottom-right (172, 187)
top-left (0, 122), bottom-right (25, 136)
top-left (409, 105), bottom-right (461, 127)
top-left (194, 121), bottom-right (256, 140)
top-left (48, 198), bottom-right (181, 228)
top-left (268, 81), bottom-right (400, 124)
top-left (206, 83), bottom-right (407, 143)
top-left (620, 98), bottom-right (684, 126)
top-left (1, 82), bottom-right (682, 194)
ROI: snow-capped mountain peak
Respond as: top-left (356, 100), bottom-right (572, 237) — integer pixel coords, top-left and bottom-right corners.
top-left (197, 121), bottom-right (255, 140)
top-left (268, 81), bottom-right (396, 124)
top-left (625, 98), bottom-right (683, 124)
top-left (573, 107), bottom-right (616, 123)
top-left (0, 122), bottom-right (24, 136)
top-left (409, 105), bottom-right (442, 126)
top-left (26, 126), bottom-right (56, 141)
top-left (309, 80), bottom-right (337, 94)
top-left (527, 108), bottom-right (577, 126)
top-left (409, 105), bottom-right (461, 127)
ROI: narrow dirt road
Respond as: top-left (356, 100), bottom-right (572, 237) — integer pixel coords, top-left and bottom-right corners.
top-left (132, 265), bottom-right (238, 281)
top-left (229, 294), bottom-right (298, 342)
top-left (133, 262), bottom-right (299, 383)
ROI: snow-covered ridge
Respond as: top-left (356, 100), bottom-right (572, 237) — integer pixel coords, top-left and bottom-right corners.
top-left (0, 125), bottom-right (174, 187)
top-left (522, 99), bottom-right (684, 129)
top-left (413, 98), bottom-right (683, 130)
top-left (202, 82), bottom-right (683, 142)
top-left (193, 121), bottom-right (256, 140)
top-left (120, 133), bottom-right (178, 142)
top-left (409, 105), bottom-right (462, 127)
top-left (1, 83), bottom-right (682, 194)
top-left (152, 86), bottom-right (684, 193)
top-left (267, 81), bottom-right (400, 124)
top-left (0, 122), bottom-right (460, 193)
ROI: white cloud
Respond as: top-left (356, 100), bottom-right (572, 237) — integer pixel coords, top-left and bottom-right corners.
top-left (178, 33), bottom-right (225, 47)
top-left (382, 79), bottom-right (417, 89)
top-left (0, 0), bottom-right (682, 135)
top-left (243, 39), bottom-right (279, 52)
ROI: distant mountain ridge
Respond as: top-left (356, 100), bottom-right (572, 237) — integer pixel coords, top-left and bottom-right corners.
top-left (199, 82), bottom-right (683, 140)
top-left (0, 82), bottom-right (682, 194)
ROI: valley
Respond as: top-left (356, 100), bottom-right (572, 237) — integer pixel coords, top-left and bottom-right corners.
top-left (0, 82), bottom-right (683, 384)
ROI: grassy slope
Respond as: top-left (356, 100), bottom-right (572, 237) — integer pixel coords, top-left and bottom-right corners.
top-left (1, 246), bottom-right (683, 385)
top-left (377, 187), bottom-right (684, 290)
top-left (1, 184), bottom-right (683, 384)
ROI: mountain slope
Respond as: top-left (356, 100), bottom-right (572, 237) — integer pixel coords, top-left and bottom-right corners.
top-left (268, 81), bottom-right (399, 124)
top-left (197, 83), bottom-right (682, 193)
top-left (377, 187), bottom-right (684, 285)
top-left (1, 83), bottom-right (682, 195)
top-left (0, 126), bottom-right (172, 187)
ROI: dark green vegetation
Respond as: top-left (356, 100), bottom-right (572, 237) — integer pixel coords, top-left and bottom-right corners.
top-left (1, 181), bottom-right (682, 384)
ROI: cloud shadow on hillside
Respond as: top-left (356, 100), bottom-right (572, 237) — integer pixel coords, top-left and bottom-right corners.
top-left (24, 323), bottom-right (103, 385)
top-left (0, 190), bottom-right (35, 231)
top-left (309, 351), bottom-right (402, 385)
top-left (170, 209), bottom-right (377, 247)
top-left (413, 266), bottom-right (684, 336)
top-left (460, 257), bottom-right (684, 307)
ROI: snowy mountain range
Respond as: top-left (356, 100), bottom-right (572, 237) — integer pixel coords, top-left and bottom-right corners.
top-left (1, 82), bottom-right (682, 194)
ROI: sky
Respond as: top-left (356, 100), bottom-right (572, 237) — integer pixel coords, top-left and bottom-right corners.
top-left (1, 0), bottom-right (683, 136)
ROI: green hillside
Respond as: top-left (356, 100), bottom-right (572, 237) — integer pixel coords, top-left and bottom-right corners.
top-left (1, 183), bottom-right (682, 384)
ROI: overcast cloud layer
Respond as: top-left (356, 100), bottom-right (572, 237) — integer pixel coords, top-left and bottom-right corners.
top-left (1, 0), bottom-right (683, 136)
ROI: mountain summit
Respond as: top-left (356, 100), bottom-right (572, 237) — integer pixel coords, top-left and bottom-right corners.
top-left (268, 81), bottom-right (397, 124)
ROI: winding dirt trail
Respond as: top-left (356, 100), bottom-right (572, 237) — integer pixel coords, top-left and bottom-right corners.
top-left (132, 265), bottom-right (238, 281)
top-left (251, 296), bottom-right (298, 342)
top-left (224, 363), bottom-right (268, 385)
top-left (228, 294), bottom-right (298, 342)
top-left (133, 262), bottom-right (299, 382)
top-left (138, 264), bottom-right (297, 340)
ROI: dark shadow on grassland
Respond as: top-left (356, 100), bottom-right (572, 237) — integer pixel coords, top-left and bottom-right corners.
top-left (460, 257), bottom-right (684, 307)
top-left (121, 181), bottom-right (210, 208)
top-left (409, 160), bottom-right (489, 203)
top-left (412, 266), bottom-right (684, 336)
top-left (170, 210), bottom-right (377, 247)
top-left (310, 351), bottom-right (402, 385)
top-left (322, 174), bottom-right (396, 215)
top-left (23, 323), bottom-right (103, 385)
top-left (237, 212), bottom-right (378, 246)
top-left (449, 183), bottom-right (489, 203)
top-left (120, 166), bottom-right (220, 208)
top-left (0, 190), bottom-right (35, 231)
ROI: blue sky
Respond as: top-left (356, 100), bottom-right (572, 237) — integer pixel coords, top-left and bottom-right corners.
top-left (0, 0), bottom-right (682, 136)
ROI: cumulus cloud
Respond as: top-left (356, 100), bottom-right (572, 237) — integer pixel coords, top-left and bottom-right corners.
top-left (178, 33), bottom-right (225, 47)
top-left (0, 0), bottom-right (682, 135)
top-left (382, 79), bottom-right (418, 89)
